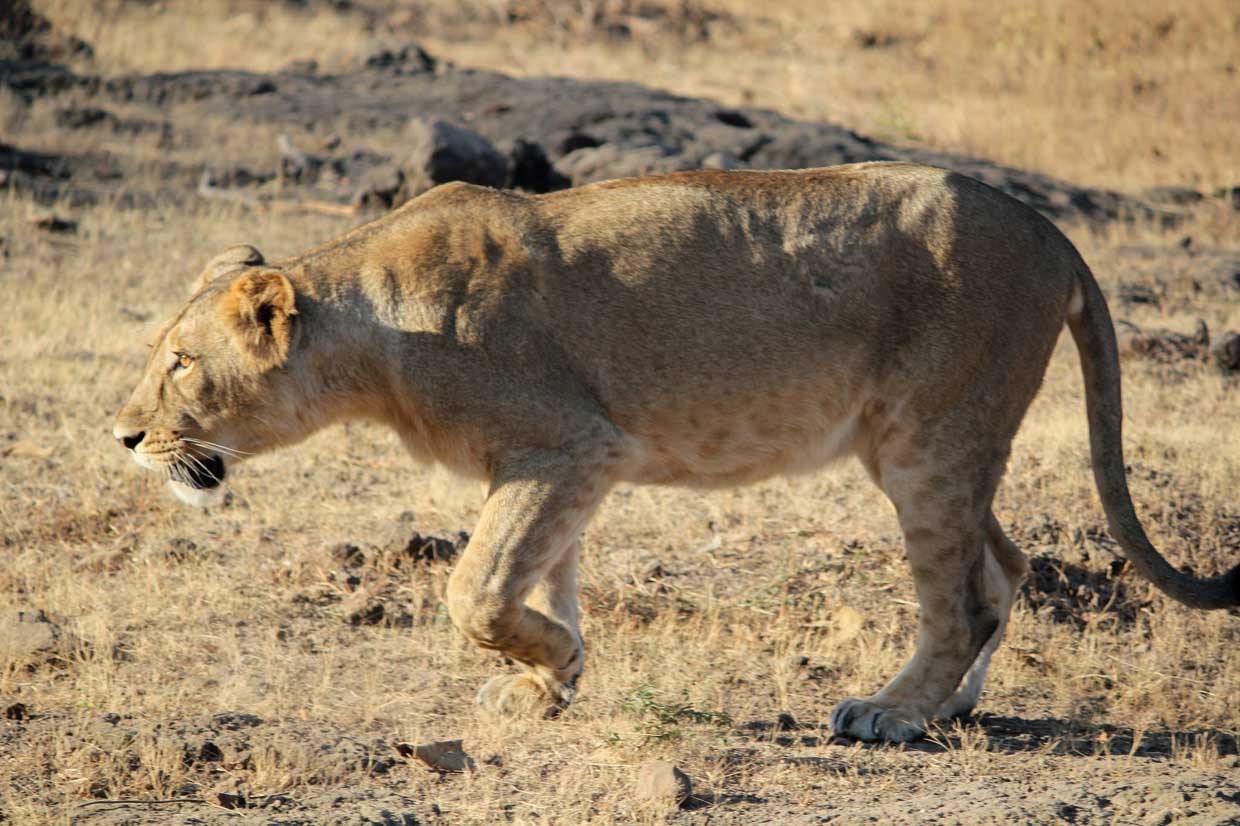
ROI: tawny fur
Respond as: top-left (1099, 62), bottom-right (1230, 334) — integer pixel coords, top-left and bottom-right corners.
top-left (114, 162), bottom-right (1239, 743)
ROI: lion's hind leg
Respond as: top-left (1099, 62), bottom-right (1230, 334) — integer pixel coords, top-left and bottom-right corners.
top-left (832, 431), bottom-right (1008, 743)
top-left (936, 512), bottom-right (1028, 721)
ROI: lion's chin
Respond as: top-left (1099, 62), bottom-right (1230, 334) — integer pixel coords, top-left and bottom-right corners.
top-left (167, 454), bottom-right (229, 508)
top-left (167, 479), bottom-right (229, 508)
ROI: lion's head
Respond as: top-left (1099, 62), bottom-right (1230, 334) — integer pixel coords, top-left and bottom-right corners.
top-left (113, 244), bottom-right (303, 507)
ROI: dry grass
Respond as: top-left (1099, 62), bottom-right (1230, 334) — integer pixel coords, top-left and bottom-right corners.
top-left (3, 1), bottom-right (1240, 824)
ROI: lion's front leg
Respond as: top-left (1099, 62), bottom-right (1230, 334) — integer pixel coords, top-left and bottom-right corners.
top-left (446, 452), bottom-right (607, 718)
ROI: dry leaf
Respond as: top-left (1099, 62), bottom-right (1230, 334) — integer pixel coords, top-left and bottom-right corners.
top-left (395, 739), bottom-right (475, 773)
top-left (827, 605), bottom-right (864, 644)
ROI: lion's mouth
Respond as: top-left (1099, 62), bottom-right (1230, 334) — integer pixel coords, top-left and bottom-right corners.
top-left (176, 453), bottom-right (227, 490)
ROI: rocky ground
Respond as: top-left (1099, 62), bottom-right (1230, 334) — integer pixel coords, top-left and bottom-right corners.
top-left (7, 27), bottom-right (1227, 224)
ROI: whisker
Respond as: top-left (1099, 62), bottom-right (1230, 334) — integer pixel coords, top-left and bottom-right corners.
top-left (179, 451), bottom-right (221, 485)
top-left (183, 437), bottom-right (251, 457)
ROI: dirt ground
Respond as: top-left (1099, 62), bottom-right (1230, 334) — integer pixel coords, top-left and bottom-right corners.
top-left (2, 2), bottom-right (1239, 824)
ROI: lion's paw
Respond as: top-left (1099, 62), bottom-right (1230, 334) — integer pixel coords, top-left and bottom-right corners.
top-left (476, 673), bottom-right (570, 719)
top-left (934, 690), bottom-right (978, 722)
top-left (830, 698), bottom-right (926, 743)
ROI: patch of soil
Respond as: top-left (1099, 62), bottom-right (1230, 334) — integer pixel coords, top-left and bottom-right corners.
top-left (1021, 552), bottom-right (1148, 629)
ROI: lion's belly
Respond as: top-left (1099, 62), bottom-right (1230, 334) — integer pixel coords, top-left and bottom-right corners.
top-left (611, 387), bottom-right (863, 488)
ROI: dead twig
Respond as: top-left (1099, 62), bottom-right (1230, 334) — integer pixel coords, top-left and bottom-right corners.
top-left (78, 797), bottom-right (207, 807)
top-left (197, 168), bottom-right (359, 217)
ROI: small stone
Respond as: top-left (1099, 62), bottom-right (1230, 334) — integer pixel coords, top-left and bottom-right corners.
top-left (635, 760), bottom-right (692, 807)
top-left (4, 703), bottom-right (27, 721)
top-left (30, 214), bottom-right (76, 233)
top-left (341, 591), bottom-right (385, 625)
top-left (217, 792), bottom-right (248, 810)
top-left (351, 163), bottom-right (406, 212)
top-left (702, 151), bottom-right (744, 170)
top-left (331, 543), bottom-right (366, 568)
top-left (399, 532), bottom-right (462, 565)
top-left (396, 739), bottom-right (476, 773)
top-left (1211, 331), bottom-right (1240, 370)
top-left (361, 41), bottom-right (436, 73)
top-left (0, 610), bottom-right (74, 665)
top-left (776, 712), bottom-right (799, 731)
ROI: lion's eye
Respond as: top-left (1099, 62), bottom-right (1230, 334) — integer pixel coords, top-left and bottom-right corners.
top-left (175, 353), bottom-right (194, 370)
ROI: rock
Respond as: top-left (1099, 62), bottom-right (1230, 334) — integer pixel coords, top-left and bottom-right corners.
top-left (6, 40), bottom-right (1163, 223)
top-left (554, 144), bottom-right (694, 187)
top-left (397, 531), bottom-right (465, 565)
top-left (1117, 319), bottom-right (1210, 363)
top-left (396, 739), bottom-right (476, 773)
top-left (359, 41), bottom-right (436, 74)
top-left (1118, 282), bottom-right (1163, 307)
top-left (0, 610), bottom-right (75, 665)
top-left (714, 109), bottom-right (753, 129)
top-left (826, 604), bottom-right (865, 644)
top-left (405, 118), bottom-right (508, 193)
top-left (331, 542), bottom-right (366, 568)
top-left (506, 139), bottom-right (569, 193)
top-left (211, 711), bottom-right (264, 729)
top-left (351, 162), bottom-right (405, 211)
top-left (702, 151), bottom-right (744, 170)
top-left (559, 131), bottom-right (604, 154)
top-left (341, 590), bottom-right (385, 625)
top-left (1143, 186), bottom-right (1204, 206)
top-left (198, 741), bottom-right (223, 762)
top-left (54, 106), bottom-right (116, 130)
top-left (636, 760), bottom-right (692, 807)
top-left (29, 213), bottom-right (76, 233)
top-left (1211, 331), bottom-right (1240, 370)
top-left (204, 164), bottom-right (272, 189)
top-left (217, 792), bottom-right (248, 810)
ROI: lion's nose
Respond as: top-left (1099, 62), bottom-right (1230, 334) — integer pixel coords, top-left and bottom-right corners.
top-left (116, 429), bottom-right (146, 450)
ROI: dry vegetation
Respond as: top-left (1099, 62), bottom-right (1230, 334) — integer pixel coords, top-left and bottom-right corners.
top-left (2, 1), bottom-right (1239, 824)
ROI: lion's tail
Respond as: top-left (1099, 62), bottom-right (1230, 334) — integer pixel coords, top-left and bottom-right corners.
top-left (1067, 257), bottom-right (1240, 609)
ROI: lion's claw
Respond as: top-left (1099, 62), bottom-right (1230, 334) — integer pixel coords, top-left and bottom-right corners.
top-left (830, 698), bottom-right (926, 743)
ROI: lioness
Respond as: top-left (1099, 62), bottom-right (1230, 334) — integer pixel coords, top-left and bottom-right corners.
top-left (114, 163), bottom-right (1238, 742)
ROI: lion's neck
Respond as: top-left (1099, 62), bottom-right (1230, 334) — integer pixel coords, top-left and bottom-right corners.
top-left (282, 261), bottom-right (471, 471)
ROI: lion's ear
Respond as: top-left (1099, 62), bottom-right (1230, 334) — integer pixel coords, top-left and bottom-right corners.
top-left (220, 270), bottom-right (297, 369)
top-left (192, 245), bottom-right (265, 295)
